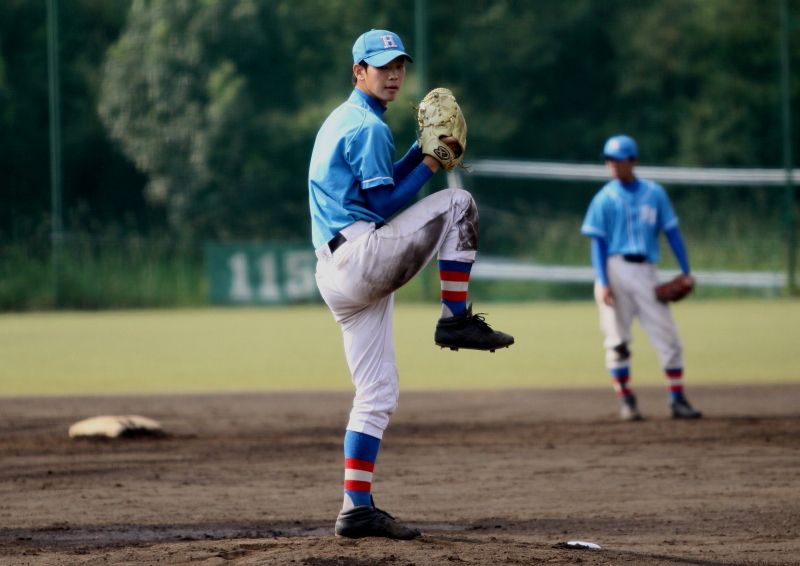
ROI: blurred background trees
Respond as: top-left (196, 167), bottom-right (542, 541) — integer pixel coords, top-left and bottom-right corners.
top-left (0, 0), bottom-right (797, 307)
top-left (1, 0), bottom-right (146, 239)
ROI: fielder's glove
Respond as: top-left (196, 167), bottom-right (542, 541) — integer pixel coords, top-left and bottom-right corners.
top-left (655, 274), bottom-right (695, 303)
top-left (414, 88), bottom-right (467, 171)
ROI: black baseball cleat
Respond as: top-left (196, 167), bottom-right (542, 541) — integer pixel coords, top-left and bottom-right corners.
top-left (335, 505), bottom-right (421, 540)
top-left (619, 395), bottom-right (643, 421)
top-left (434, 303), bottom-right (514, 352)
top-left (671, 397), bottom-right (702, 419)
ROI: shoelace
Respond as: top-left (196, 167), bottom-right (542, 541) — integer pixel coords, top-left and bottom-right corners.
top-left (374, 506), bottom-right (396, 520)
top-left (370, 496), bottom-right (396, 520)
top-left (471, 313), bottom-right (494, 333)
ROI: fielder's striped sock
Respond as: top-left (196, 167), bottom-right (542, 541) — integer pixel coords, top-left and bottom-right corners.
top-left (342, 430), bottom-right (380, 510)
top-left (439, 260), bottom-right (472, 317)
top-left (665, 368), bottom-right (684, 401)
top-left (610, 366), bottom-right (634, 399)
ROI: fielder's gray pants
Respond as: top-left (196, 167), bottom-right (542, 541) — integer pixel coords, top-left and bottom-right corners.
top-left (595, 255), bottom-right (684, 372)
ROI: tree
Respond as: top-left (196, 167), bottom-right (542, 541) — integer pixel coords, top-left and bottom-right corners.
top-left (0, 0), bottom-right (145, 241)
top-left (99, 0), bottom-right (413, 239)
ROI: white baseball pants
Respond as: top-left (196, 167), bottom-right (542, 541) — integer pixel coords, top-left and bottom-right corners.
top-left (595, 255), bottom-right (683, 371)
top-left (315, 188), bottom-right (478, 438)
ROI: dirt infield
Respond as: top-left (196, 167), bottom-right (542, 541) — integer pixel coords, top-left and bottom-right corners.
top-left (1, 384), bottom-right (798, 565)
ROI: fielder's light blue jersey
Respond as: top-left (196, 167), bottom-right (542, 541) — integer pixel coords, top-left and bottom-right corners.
top-left (309, 89), bottom-right (394, 249)
top-left (581, 178), bottom-right (678, 264)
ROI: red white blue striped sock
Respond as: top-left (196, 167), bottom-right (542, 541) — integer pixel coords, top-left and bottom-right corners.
top-left (610, 366), bottom-right (634, 399)
top-left (665, 368), bottom-right (684, 401)
top-left (439, 260), bottom-right (472, 316)
top-left (343, 431), bottom-right (380, 509)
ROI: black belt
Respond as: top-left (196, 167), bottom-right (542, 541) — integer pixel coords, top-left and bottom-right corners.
top-left (327, 232), bottom-right (347, 254)
top-left (327, 221), bottom-right (385, 255)
top-left (622, 254), bottom-right (647, 263)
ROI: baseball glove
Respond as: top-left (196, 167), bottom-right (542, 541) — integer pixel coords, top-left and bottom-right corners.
top-left (414, 88), bottom-right (467, 171)
top-left (655, 274), bottom-right (695, 303)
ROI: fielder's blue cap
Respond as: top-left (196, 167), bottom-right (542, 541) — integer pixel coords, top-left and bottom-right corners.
top-left (352, 29), bottom-right (413, 67)
top-left (603, 135), bottom-right (638, 160)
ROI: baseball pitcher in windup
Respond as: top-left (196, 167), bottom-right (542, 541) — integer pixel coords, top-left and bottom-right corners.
top-left (581, 135), bottom-right (702, 422)
top-left (308, 29), bottom-right (514, 540)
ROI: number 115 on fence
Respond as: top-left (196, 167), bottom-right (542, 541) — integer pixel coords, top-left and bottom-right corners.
top-left (204, 243), bottom-right (320, 305)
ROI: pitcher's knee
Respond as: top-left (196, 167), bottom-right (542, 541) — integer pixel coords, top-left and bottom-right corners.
top-left (443, 189), bottom-right (479, 252)
top-left (443, 188), bottom-right (476, 208)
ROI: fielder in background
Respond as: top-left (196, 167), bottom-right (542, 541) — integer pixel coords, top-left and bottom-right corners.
top-left (309, 29), bottom-right (514, 540)
top-left (581, 135), bottom-right (702, 421)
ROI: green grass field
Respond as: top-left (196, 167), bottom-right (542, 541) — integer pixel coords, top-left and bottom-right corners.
top-left (1, 299), bottom-right (798, 397)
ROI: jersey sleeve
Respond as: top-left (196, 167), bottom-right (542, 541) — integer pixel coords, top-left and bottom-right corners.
top-left (347, 121), bottom-right (396, 190)
top-left (590, 236), bottom-right (610, 286)
top-left (656, 186), bottom-right (679, 232)
top-left (581, 193), bottom-right (607, 239)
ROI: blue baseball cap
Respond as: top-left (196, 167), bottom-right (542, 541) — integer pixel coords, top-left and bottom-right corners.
top-left (603, 135), bottom-right (638, 160)
top-left (352, 29), bottom-right (413, 67)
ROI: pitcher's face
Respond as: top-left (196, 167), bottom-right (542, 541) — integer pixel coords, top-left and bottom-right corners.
top-left (354, 57), bottom-right (406, 106)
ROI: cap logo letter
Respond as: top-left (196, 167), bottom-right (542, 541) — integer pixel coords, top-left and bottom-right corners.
top-left (380, 35), bottom-right (398, 49)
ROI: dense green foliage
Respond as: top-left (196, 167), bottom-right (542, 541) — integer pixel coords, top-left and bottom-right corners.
top-left (0, 0), bottom-right (798, 308)
top-left (0, 0), bottom-right (149, 238)
top-left (3, 0), bottom-right (797, 239)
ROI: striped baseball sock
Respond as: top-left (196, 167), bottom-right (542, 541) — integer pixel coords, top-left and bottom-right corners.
top-left (610, 367), bottom-right (634, 400)
top-left (665, 368), bottom-right (684, 401)
top-left (342, 430), bottom-right (380, 510)
top-left (439, 260), bottom-right (472, 317)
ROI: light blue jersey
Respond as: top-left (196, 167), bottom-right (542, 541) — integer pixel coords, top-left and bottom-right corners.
top-left (581, 178), bottom-right (678, 264)
top-left (308, 89), bottom-right (395, 249)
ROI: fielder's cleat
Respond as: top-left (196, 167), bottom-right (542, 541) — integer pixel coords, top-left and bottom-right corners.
top-left (671, 397), bottom-right (702, 419)
top-left (619, 395), bottom-right (643, 421)
top-left (434, 303), bottom-right (514, 352)
top-left (334, 505), bottom-right (421, 540)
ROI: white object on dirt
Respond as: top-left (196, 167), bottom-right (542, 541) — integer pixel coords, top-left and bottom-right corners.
top-left (566, 541), bottom-right (601, 549)
top-left (68, 415), bottom-right (163, 438)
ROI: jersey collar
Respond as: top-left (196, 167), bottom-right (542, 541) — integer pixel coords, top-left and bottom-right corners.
top-left (608, 178), bottom-right (642, 202)
top-left (351, 88), bottom-right (388, 118)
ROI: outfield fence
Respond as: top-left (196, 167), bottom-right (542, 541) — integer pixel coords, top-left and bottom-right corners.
top-left (463, 160), bottom-right (800, 186)
top-left (472, 258), bottom-right (786, 289)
